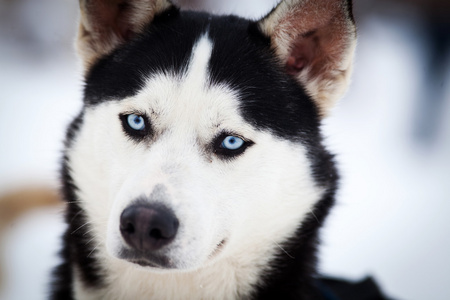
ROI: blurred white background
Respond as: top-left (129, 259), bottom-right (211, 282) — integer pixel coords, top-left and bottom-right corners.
top-left (0, 0), bottom-right (449, 299)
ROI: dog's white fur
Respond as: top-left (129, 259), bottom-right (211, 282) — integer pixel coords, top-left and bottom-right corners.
top-left (68, 36), bottom-right (324, 299)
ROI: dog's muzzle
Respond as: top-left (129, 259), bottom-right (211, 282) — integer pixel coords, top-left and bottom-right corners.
top-left (119, 203), bottom-right (179, 267)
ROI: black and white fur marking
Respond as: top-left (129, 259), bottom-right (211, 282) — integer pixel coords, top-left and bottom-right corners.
top-left (51, 0), bottom-right (356, 299)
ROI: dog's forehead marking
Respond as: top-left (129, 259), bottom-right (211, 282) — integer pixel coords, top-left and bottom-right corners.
top-left (127, 34), bottom-right (249, 139)
top-left (184, 34), bottom-right (212, 88)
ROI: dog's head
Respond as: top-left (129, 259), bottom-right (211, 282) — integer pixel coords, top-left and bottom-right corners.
top-left (67, 0), bottom-right (355, 271)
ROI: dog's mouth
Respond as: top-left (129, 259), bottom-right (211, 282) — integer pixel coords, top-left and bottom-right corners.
top-left (209, 239), bottom-right (227, 259)
top-left (118, 239), bottom-right (227, 269)
top-left (119, 248), bottom-right (174, 269)
top-left (131, 259), bottom-right (164, 268)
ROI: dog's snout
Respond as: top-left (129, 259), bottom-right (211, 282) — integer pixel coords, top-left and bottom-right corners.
top-left (120, 204), bottom-right (179, 252)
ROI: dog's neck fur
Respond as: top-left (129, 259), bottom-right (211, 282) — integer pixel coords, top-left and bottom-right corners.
top-left (74, 247), bottom-right (271, 299)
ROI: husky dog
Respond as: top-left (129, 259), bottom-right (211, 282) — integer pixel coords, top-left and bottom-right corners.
top-left (51, 0), bottom-right (356, 299)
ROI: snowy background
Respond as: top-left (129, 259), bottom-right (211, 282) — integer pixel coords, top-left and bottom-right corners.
top-left (1, 0), bottom-right (449, 299)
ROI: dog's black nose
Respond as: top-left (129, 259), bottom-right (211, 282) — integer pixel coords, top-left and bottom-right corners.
top-left (120, 204), bottom-right (179, 252)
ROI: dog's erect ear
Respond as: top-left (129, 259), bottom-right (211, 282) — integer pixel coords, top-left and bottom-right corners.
top-left (77, 0), bottom-right (173, 70)
top-left (258, 0), bottom-right (356, 117)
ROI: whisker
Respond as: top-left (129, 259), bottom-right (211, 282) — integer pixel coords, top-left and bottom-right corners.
top-left (69, 210), bottom-right (83, 223)
top-left (309, 209), bottom-right (320, 224)
top-left (82, 228), bottom-right (95, 236)
top-left (84, 236), bottom-right (98, 246)
top-left (87, 242), bottom-right (101, 258)
top-left (272, 239), bottom-right (295, 259)
top-left (71, 221), bottom-right (91, 235)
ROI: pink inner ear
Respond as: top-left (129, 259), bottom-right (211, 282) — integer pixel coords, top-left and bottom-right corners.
top-left (285, 32), bottom-right (318, 76)
top-left (286, 55), bottom-right (307, 75)
top-left (92, 0), bottom-right (135, 43)
top-left (120, 28), bottom-right (135, 41)
top-left (116, 2), bottom-right (136, 41)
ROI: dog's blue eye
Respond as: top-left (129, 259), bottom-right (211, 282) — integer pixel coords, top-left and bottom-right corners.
top-left (127, 114), bottom-right (145, 131)
top-left (119, 113), bottom-right (150, 140)
top-left (213, 133), bottom-right (252, 158)
top-left (221, 136), bottom-right (244, 150)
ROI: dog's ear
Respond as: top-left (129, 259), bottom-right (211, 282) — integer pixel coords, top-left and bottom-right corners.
top-left (77, 0), bottom-right (173, 70)
top-left (258, 0), bottom-right (356, 117)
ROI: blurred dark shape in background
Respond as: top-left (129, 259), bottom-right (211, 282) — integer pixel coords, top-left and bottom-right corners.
top-left (357, 0), bottom-right (450, 147)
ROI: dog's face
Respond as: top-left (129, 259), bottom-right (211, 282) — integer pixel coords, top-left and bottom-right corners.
top-left (67, 0), bottom-right (355, 272)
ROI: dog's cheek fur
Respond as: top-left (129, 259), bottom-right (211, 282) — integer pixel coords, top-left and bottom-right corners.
top-left (217, 134), bottom-right (321, 238)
